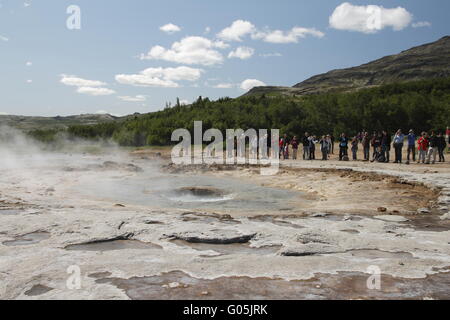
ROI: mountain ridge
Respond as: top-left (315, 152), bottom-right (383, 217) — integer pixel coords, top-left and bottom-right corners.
top-left (245, 36), bottom-right (450, 97)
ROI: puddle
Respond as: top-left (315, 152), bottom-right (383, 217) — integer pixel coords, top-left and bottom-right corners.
top-left (323, 215), bottom-right (363, 222)
top-left (2, 232), bottom-right (50, 246)
top-left (347, 249), bottom-right (414, 260)
top-left (97, 270), bottom-right (450, 300)
top-left (90, 271), bottom-right (113, 279)
top-left (249, 216), bottom-right (304, 229)
top-left (340, 229), bottom-right (360, 234)
top-left (24, 284), bottom-right (54, 297)
top-left (180, 212), bottom-right (240, 225)
top-left (0, 209), bottom-right (22, 215)
top-left (401, 215), bottom-right (450, 232)
top-left (74, 170), bottom-right (308, 214)
top-left (66, 240), bottom-right (162, 252)
top-left (172, 240), bottom-right (281, 256)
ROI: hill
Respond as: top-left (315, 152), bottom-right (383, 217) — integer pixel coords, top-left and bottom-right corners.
top-left (0, 113), bottom-right (120, 131)
top-left (245, 36), bottom-right (450, 97)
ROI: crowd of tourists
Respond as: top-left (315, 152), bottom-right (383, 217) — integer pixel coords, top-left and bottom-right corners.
top-left (279, 127), bottom-right (450, 165)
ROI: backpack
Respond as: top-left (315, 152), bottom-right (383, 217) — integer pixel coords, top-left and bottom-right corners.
top-left (377, 154), bottom-right (386, 163)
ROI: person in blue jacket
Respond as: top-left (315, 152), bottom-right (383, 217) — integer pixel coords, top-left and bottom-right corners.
top-left (406, 129), bottom-right (416, 164)
top-left (338, 133), bottom-right (349, 161)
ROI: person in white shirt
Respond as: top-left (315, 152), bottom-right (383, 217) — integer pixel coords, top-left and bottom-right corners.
top-left (393, 129), bottom-right (405, 164)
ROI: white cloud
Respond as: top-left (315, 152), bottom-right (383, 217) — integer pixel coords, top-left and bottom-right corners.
top-left (26, 79), bottom-right (32, 84)
top-left (213, 40), bottom-right (230, 49)
top-left (253, 27), bottom-right (324, 43)
top-left (213, 83), bottom-right (235, 89)
top-left (412, 21), bottom-right (431, 28)
top-left (0, 35), bottom-right (9, 42)
top-left (60, 75), bottom-right (114, 96)
top-left (179, 99), bottom-right (190, 105)
top-left (204, 27), bottom-right (211, 34)
top-left (140, 36), bottom-right (224, 66)
top-left (329, 2), bottom-right (413, 34)
top-left (260, 52), bottom-right (282, 58)
top-left (228, 46), bottom-right (255, 60)
top-left (26, 61), bottom-right (32, 66)
top-left (60, 75), bottom-right (106, 87)
top-left (240, 79), bottom-right (266, 91)
top-left (118, 95), bottom-right (147, 102)
top-left (217, 20), bottom-right (256, 42)
top-left (77, 87), bottom-right (115, 96)
top-left (159, 23), bottom-right (181, 34)
top-left (115, 66), bottom-right (203, 88)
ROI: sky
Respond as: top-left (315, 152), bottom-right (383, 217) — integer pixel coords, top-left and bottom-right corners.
top-left (0, 0), bottom-right (449, 117)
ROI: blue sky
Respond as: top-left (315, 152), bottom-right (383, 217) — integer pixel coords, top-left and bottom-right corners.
top-left (0, 0), bottom-right (449, 116)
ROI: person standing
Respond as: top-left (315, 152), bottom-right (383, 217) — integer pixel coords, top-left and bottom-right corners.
top-left (319, 135), bottom-right (331, 160)
top-left (437, 132), bottom-right (446, 162)
top-left (371, 132), bottom-right (382, 163)
top-left (282, 134), bottom-right (290, 160)
top-left (406, 130), bottom-right (416, 164)
top-left (351, 136), bottom-right (359, 160)
top-left (279, 137), bottom-right (284, 159)
top-left (426, 131), bottom-right (439, 165)
top-left (362, 132), bottom-right (370, 161)
top-left (393, 130), bottom-right (405, 164)
top-left (446, 127), bottom-right (450, 152)
top-left (302, 132), bottom-right (310, 160)
top-left (338, 133), bottom-right (349, 161)
top-left (330, 134), bottom-right (335, 155)
top-left (381, 131), bottom-right (391, 163)
top-left (417, 132), bottom-right (429, 164)
top-left (291, 136), bottom-right (299, 160)
top-left (309, 135), bottom-right (317, 160)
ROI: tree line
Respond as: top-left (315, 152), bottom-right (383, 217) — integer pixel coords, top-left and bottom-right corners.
top-left (29, 77), bottom-right (450, 146)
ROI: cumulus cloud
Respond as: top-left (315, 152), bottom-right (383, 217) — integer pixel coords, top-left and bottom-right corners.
top-left (60, 74), bottom-right (114, 96)
top-left (60, 75), bottom-right (106, 87)
top-left (329, 2), bottom-right (413, 33)
top-left (217, 20), bottom-right (256, 42)
top-left (77, 87), bottom-right (115, 96)
top-left (159, 23), bottom-right (181, 34)
top-left (26, 61), bottom-right (32, 66)
top-left (118, 95), bottom-right (147, 102)
top-left (253, 27), bottom-right (324, 43)
top-left (140, 36), bottom-right (224, 66)
top-left (213, 40), bottom-right (230, 49)
top-left (240, 79), bottom-right (266, 91)
top-left (412, 21), bottom-right (431, 28)
top-left (115, 66), bottom-right (203, 88)
top-left (228, 46), bottom-right (255, 60)
top-left (0, 35), bottom-right (9, 42)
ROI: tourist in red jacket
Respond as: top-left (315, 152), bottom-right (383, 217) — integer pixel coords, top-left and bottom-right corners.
top-left (417, 132), bottom-right (429, 164)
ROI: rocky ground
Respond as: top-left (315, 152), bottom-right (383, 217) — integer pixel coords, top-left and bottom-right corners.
top-left (0, 149), bottom-right (449, 300)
